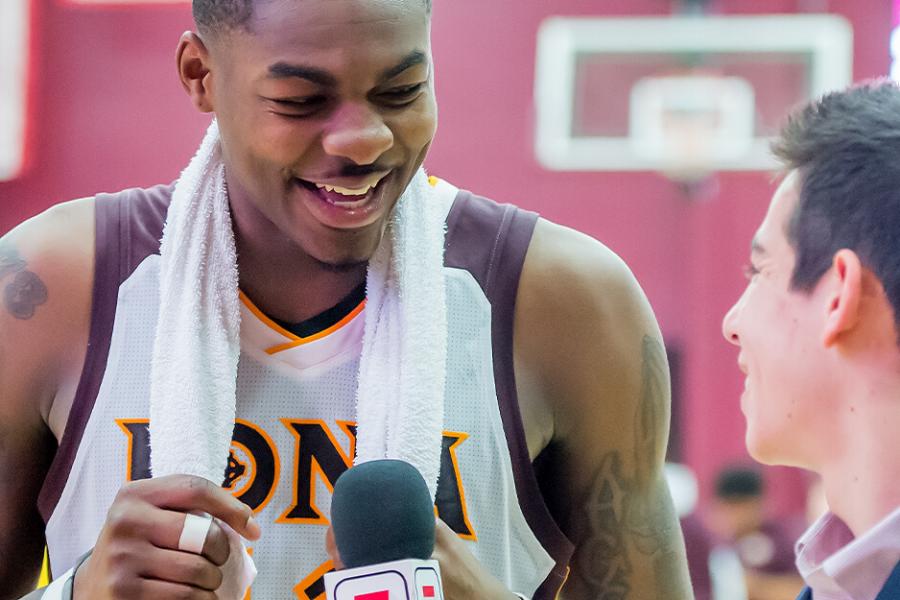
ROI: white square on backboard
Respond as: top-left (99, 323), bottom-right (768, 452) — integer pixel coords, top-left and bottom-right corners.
top-left (0, 0), bottom-right (30, 181)
top-left (629, 75), bottom-right (755, 163)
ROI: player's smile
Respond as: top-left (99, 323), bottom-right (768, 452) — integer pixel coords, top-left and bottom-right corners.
top-left (292, 171), bottom-right (393, 230)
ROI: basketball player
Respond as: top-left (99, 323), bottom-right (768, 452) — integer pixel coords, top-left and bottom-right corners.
top-left (722, 80), bottom-right (900, 599)
top-left (0, 0), bottom-right (692, 598)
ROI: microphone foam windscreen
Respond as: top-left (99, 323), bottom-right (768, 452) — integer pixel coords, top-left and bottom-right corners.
top-left (330, 459), bottom-right (436, 568)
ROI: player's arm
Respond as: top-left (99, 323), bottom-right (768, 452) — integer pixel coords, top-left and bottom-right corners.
top-left (0, 200), bottom-right (95, 599)
top-left (1, 203), bottom-right (261, 598)
top-left (515, 219), bottom-right (693, 599)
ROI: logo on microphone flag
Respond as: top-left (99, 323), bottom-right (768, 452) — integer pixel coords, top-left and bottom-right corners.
top-left (421, 585), bottom-right (435, 598)
top-left (354, 592), bottom-right (390, 600)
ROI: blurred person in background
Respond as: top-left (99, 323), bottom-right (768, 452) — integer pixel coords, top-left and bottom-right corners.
top-left (708, 466), bottom-right (804, 600)
top-left (722, 80), bottom-right (900, 600)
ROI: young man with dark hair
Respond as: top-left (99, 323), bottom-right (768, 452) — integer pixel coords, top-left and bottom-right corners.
top-left (0, 0), bottom-right (692, 598)
top-left (723, 80), bottom-right (900, 600)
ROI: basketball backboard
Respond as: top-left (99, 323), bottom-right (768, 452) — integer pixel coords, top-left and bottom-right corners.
top-left (534, 15), bottom-right (853, 178)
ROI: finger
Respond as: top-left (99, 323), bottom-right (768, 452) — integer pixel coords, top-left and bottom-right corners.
top-left (325, 526), bottom-right (344, 570)
top-left (431, 518), bottom-right (458, 560)
top-left (124, 475), bottom-right (260, 540)
top-left (138, 546), bottom-right (224, 591)
top-left (137, 577), bottom-right (217, 600)
top-left (145, 509), bottom-right (230, 566)
top-left (199, 519), bottom-right (229, 566)
top-left (434, 518), bottom-right (455, 541)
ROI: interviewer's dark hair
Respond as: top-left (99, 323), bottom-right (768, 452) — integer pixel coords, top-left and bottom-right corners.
top-left (193, 0), bottom-right (432, 36)
top-left (772, 79), bottom-right (900, 334)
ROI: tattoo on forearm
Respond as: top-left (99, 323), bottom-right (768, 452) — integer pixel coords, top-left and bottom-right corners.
top-left (572, 335), bottom-right (692, 599)
top-left (0, 244), bottom-right (48, 319)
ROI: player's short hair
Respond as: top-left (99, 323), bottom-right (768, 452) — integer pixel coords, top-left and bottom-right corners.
top-left (714, 466), bottom-right (763, 500)
top-left (772, 80), bottom-right (900, 336)
top-left (193, 0), bottom-right (432, 36)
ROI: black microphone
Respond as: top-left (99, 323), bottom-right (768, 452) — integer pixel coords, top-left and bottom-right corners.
top-left (325, 460), bottom-right (444, 600)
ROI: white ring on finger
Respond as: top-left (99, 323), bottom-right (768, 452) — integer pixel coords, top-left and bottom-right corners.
top-left (178, 512), bottom-right (213, 554)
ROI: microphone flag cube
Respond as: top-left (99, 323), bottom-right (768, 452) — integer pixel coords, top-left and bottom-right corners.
top-left (355, 592), bottom-right (390, 600)
top-left (325, 558), bottom-right (443, 600)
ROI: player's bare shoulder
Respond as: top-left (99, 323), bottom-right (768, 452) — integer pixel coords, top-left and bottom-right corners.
top-left (0, 197), bottom-right (95, 429)
top-left (514, 217), bottom-right (659, 456)
top-left (515, 218), bottom-right (658, 407)
top-left (522, 218), bottom-right (649, 316)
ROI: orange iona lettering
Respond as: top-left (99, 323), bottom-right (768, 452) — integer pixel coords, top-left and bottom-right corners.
top-left (117, 418), bottom-right (476, 537)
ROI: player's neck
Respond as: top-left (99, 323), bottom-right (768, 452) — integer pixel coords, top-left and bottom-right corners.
top-left (233, 222), bottom-right (366, 324)
top-left (224, 178), bottom-right (368, 323)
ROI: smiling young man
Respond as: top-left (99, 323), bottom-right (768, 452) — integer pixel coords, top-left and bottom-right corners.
top-left (722, 81), bottom-right (900, 600)
top-left (0, 1), bottom-right (692, 598)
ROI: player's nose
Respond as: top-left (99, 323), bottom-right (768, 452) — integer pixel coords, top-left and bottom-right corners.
top-left (322, 101), bottom-right (394, 166)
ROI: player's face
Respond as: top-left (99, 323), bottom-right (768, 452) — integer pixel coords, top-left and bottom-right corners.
top-left (208, 0), bottom-right (436, 267)
top-left (722, 173), bottom-right (836, 467)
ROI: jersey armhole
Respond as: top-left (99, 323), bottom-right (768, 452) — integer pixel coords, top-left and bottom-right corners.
top-left (445, 192), bottom-right (574, 598)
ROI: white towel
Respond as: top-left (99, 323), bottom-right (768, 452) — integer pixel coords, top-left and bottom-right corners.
top-left (150, 120), bottom-right (240, 484)
top-left (354, 159), bottom-right (447, 497)
top-left (149, 116), bottom-right (447, 503)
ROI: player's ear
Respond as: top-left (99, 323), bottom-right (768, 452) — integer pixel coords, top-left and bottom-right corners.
top-left (177, 31), bottom-right (214, 113)
top-left (822, 249), bottom-right (862, 347)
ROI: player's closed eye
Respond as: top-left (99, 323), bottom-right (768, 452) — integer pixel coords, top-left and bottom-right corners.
top-left (267, 95), bottom-right (328, 117)
top-left (742, 263), bottom-right (760, 280)
top-left (377, 83), bottom-right (426, 106)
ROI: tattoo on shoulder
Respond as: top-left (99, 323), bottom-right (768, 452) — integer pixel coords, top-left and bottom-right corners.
top-left (627, 335), bottom-right (669, 550)
top-left (0, 244), bottom-right (48, 320)
top-left (571, 335), bottom-right (691, 598)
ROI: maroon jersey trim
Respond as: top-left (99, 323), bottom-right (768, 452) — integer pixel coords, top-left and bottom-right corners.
top-left (445, 191), bottom-right (574, 599)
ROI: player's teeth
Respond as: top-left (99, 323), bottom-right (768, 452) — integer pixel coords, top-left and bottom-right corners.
top-left (315, 183), bottom-right (374, 196)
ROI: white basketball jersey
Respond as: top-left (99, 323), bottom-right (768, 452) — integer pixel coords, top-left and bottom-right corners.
top-left (38, 179), bottom-right (573, 599)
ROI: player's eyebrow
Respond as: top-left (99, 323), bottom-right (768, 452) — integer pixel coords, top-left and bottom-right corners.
top-left (267, 62), bottom-right (337, 87)
top-left (266, 51), bottom-right (427, 86)
top-left (379, 51), bottom-right (427, 81)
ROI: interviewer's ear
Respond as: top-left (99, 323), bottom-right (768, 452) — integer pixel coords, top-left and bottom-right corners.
top-left (822, 249), bottom-right (862, 347)
top-left (177, 31), bottom-right (215, 113)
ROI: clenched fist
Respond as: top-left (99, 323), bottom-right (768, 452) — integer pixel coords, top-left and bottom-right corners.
top-left (73, 474), bottom-right (260, 599)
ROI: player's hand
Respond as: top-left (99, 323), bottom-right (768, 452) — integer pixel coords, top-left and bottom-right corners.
top-left (324, 524), bottom-right (344, 570)
top-left (72, 474), bottom-right (261, 599)
top-left (431, 519), bottom-right (517, 600)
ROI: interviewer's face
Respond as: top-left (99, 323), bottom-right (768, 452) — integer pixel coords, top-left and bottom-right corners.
top-left (722, 173), bottom-right (835, 467)
top-left (204, 0), bottom-right (436, 268)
